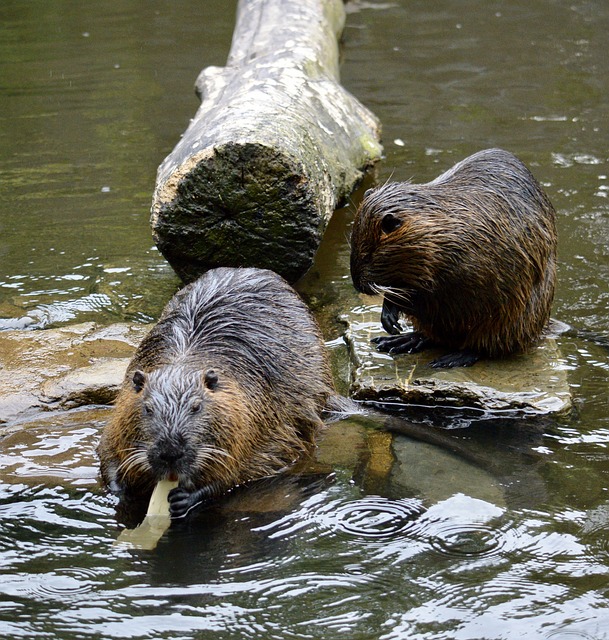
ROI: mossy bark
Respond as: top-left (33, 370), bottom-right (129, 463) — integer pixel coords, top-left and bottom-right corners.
top-left (150, 0), bottom-right (382, 283)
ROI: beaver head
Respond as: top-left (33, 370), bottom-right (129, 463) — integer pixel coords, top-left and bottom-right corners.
top-left (129, 365), bottom-right (226, 489)
top-left (350, 183), bottom-right (445, 304)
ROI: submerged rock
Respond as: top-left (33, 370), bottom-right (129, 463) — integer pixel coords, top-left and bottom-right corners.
top-left (343, 297), bottom-right (572, 417)
top-left (0, 406), bottom-right (109, 486)
top-left (0, 322), bottom-right (149, 427)
top-left (0, 293), bottom-right (573, 429)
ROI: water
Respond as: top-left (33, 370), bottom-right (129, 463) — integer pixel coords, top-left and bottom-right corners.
top-left (2, 0), bottom-right (609, 637)
top-left (0, 0), bottom-right (235, 326)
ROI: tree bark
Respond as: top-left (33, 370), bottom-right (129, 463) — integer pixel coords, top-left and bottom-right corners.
top-left (150, 0), bottom-right (382, 283)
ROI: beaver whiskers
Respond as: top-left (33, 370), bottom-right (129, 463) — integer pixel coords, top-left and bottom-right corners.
top-left (372, 284), bottom-right (413, 308)
top-left (116, 447), bottom-right (152, 482)
top-left (194, 446), bottom-right (236, 476)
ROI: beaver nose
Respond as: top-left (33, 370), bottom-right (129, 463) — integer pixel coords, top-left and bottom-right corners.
top-left (350, 255), bottom-right (364, 292)
top-left (350, 260), bottom-right (374, 295)
top-left (148, 441), bottom-right (186, 472)
top-left (157, 449), bottom-right (184, 465)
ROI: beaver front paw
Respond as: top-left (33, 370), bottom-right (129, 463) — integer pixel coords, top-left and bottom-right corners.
top-left (168, 487), bottom-right (194, 519)
top-left (380, 297), bottom-right (403, 335)
top-left (168, 485), bottom-right (215, 520)
top-left (372, 331), bottom-right (432, 355)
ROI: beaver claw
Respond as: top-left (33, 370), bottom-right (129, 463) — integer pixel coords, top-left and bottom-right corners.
top-left (372, 331), bottom-right (432, 354)
top-left (430, 350), bottom-right (479, 368)
top-left (168, 487), bottom-right (194, 519)
top-left (380, 298), bottom-right (402, 335)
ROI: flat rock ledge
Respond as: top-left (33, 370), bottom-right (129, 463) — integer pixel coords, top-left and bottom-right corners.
top-left (0, 323), bottom-right (149, 428)
top-left (0, 300), bottom-right (572, 431)
top-left (343, 298), bottom-right (572, 418)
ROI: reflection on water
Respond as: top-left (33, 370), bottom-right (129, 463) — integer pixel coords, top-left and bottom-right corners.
top-left (2, 0), bottom-right (609, 637)
top-left (0, 0), bottom-right (236, 326)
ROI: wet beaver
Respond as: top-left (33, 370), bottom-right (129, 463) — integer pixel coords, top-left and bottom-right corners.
top-left (98, 267), bottom-right (343, 518)
top-left (350, 148), bottom-right (557, 368)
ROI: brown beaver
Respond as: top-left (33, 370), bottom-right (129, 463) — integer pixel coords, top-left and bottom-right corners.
top-left (98, 267), bottom-right (345, 519)
top-left (350, 148), bottom-right (557, 368)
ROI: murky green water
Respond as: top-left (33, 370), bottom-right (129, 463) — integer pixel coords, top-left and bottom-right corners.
top-left (2, 0), bottom-right (609, 638)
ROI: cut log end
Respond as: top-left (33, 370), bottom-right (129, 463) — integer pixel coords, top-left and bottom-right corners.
top-left (151, 142), bottom-right (328, 283)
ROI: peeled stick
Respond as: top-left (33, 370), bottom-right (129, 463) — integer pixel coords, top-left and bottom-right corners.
top-left (114, 480), bottom-right (179, 550)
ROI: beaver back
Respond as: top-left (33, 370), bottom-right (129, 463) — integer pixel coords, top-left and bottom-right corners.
top-left (350, 148), bottom-right (557, 356)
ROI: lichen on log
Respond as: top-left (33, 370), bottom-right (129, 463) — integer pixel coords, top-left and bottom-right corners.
top-left (151, 0), bottom-right (382, 283)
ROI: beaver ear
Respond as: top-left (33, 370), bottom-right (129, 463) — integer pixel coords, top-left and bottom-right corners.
top-left (380, 212), bottom-right (402, 234)
top-left (132, 370), bottom-right (146, 393)
top-left (204, 369), bottom-right (219, 391)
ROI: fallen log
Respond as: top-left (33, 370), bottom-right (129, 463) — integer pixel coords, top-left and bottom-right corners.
top-left (151, 0), bottom-right (382, 283)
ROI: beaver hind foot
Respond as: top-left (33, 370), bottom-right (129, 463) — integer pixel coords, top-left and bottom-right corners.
top-left (372, 332), bottom-right (479, 368)
top-left (430, 349), bottom-right (479, 369)
top-left (372, 331), bottom-right (432, 354)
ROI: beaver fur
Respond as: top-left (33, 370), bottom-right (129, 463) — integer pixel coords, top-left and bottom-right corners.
top-left (350, 148), bottom-right (557, 367)
top-left (98, 267), bottom-right (342, 518)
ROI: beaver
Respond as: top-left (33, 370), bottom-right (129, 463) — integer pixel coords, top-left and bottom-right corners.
top-left (350, 148), bottom-right (557, 368)
top-left (98, 267), bottom-right (345, 519)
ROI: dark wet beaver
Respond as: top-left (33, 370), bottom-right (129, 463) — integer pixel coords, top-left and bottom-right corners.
top-left (350, 148), bottom-right (557, 367)
top-left (98, 267), bottom-right (344, 518)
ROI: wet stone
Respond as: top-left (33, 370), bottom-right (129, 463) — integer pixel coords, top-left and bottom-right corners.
top-left (41, 358), bottom-right (130, 408)
top-left (342, 297), bottom-right (572, 417)
top-left (0, 322), bottom-right (149, 427)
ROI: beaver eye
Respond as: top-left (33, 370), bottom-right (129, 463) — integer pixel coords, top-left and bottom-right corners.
top-left (190, 400), bottom-right (202, 414)
top-left (380, 212), bottom-right (402, 234)
top-left (204, 369), bottom-right (219, 390)
top-left (142, 403), bottom-right (153, 417)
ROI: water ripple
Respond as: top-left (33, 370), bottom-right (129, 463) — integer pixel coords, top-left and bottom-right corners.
top-left (427, 522), bottom-right (504, 558)
top-left (313, 496), bottom-right (426, 542)
top-left (1, 568), bottom-right (101, 602)
top-left (34, 568), bottom-right (101, 599)
top-left (545, 630), bottom-right (598, 640)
